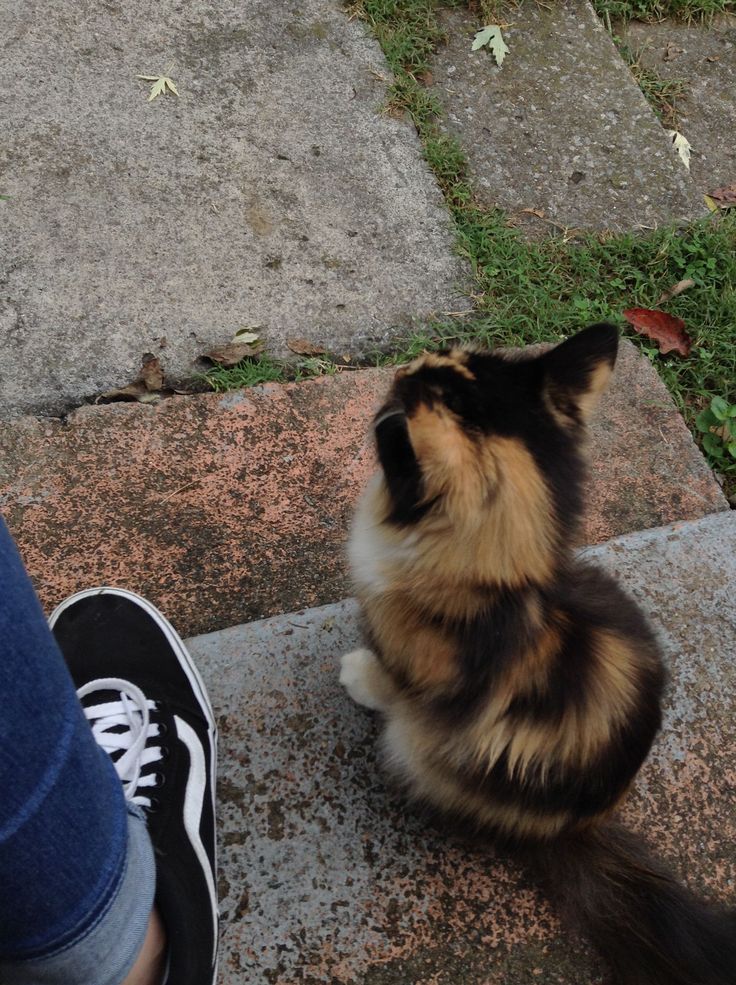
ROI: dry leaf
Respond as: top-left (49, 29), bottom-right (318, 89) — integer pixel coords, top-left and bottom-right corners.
top-left (287, 338), bottom-right (326, 356)
top-left (141, 353), bottom-right (164, 391)
top-left (98, 353), bottom-right (167, 402)
top-left (706, 55), bottom-right (720, 62)
top-left (203, 342), bottom-right (264, 367)
top-left (471, 25), bottom-right (510, 66)
top-left (663, 42), bottom-right (684, 61)
top-left (137, 73), bottom-right (179, 101)
top-left (233, 329), bottom-right (261, 344)
top-left (667, 130), bottom-right (691, 170)
top-left (708, 183), bottom-right (736, 208)
top-left (623, 308), bottom-right (692, 356)
top-left (418, 69), bottom-right (434, 86)
top-left (656, 277), bottom-right (695, 304)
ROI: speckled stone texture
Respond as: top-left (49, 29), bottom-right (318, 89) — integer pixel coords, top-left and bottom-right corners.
top-left (622, 15), bottom-right (736, 192)
top-left (429, 0), bottom-right (703, 236)
top-left (0, 342), bottom-right (726, 639)
top-left (0, 0), bottom-right (465, 417)
top-left (186, 511), bottom-right (736, 984)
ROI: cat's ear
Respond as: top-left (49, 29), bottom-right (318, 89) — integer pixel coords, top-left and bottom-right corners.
top-left (374, 404), bottom-right (428, 524)
top-left (542, 323), bottom-right (618, 424)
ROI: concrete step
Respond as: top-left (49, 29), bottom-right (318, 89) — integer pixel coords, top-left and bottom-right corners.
top-left (429, 0), bottom-right (704, 236)
top-left (0, 341), bottom-right (726, 639)
top-left (187, 510), bottom-right (736, 984)
top-left (0, 0), bottom-right (464, 417)
top-left (621, 15), bottom-right (736, 193)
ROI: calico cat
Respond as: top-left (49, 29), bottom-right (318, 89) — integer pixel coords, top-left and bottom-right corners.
top-left (340, 323), bottom-right (736, 985)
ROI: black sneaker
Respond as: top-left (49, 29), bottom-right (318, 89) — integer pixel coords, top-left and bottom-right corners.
top-left (49, 587), bottom-right (219, 985)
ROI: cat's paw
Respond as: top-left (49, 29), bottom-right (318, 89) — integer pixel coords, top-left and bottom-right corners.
top-left (340, 648), bottom-right (386, 711)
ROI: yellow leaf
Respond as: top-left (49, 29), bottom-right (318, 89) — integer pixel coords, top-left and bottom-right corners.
top-left (704, 195), bottom-right (719, 213)
top-left (138, 73), bottom-right (179, 101)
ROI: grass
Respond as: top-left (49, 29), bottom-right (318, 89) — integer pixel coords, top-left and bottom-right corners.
top-left (592, 0), bottom-right (734, 24)
top-left (613, 40), bottom-right (686, 128)
top-left (207, 0), bottom-right (736, 498)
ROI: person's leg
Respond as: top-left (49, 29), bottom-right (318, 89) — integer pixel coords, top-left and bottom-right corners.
top-left (0, 517), bottom-right (218, 984)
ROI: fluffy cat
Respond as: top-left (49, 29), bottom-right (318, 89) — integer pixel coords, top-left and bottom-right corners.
top-left (341, 323), bottom-right (736, 985)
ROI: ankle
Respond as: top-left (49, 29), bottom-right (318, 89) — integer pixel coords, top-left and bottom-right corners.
top-left (121, 906), bottom-right (167, 985)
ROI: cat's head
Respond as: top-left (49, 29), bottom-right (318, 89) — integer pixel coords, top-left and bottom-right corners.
top-left (371, 323), bottom-right (618, 585)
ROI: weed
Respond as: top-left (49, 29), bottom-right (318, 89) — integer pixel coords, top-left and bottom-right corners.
top-left (695, 396), bottom-right (736, 481)
top-left (613, 40), bottom-right (686, 128)
top-left (592, 0), bottom-right (734, 24)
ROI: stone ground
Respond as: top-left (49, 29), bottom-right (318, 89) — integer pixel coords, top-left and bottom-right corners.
top-left (1, 0), bottom-right (735, 982)
top-left (188, 513), bottom-right (736, 984)
top-left (0, 0), bottom-right (464, 416)
top-left (430, 0), bottom-right (702, 236)
top-left (622, 14), bottom-right (736, 193)
top-left (0, 342), bottom-right (726, 638)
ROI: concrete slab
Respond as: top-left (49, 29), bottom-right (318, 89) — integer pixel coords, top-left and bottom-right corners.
top-left (0, 0), bottom-right (465, 417)
top-left (186, 511), bottom-right (736, 984)
top-left (622, 16), bottom-right (736, 192)
top-left (429, 0), bottom-right (703, 236)
top-left (0, 342), bottom-right (726, 639)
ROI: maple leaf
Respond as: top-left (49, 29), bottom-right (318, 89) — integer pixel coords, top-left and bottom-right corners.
top-left (137, 73), bottom-right (179, 101)
top-left (471, 25), bottom-right (510, 66)
top-left (623, 308), bottom-right (692, 357)
top-left (667, 130), bottom-right (691, 170)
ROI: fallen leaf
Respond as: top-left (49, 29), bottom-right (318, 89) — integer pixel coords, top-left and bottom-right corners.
top-left (137, 73), bottom-right (179, 101)
top-left (418, 69), bottom-right (434, 86)
top-left (656, 277), bottom-right (695, 304)
top-left (98, 353), bottom-right (167, 402)
top-left (0, 194), bottom-right (10, 201)
top-left (141, 353), bottom-right (164, 391)
top-left (705, 55), bottom-right (720, 62)
top-left (708, 183), bottom-right (736, 208)
top-left (663, 42), bottom-right (684, 61)
top-left (471, 25), bottom-right (510, 66)
top-left (203, 342), bottom-right (264, 367)
top-left (98, 381), bottom-right (149, 402)
top-left (287, 338), bottom-right (326, 356)
top-left (232, 329), bottom-right (261, 344)
top-left (667, 130), bottom-right (691, 170)
top-left (623, 308), bottom-right (692, 356)
top-left (704, 194), bottom-right (720, 213)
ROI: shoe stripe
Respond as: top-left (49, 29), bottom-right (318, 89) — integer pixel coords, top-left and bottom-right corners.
top-left (175, 715), bottom-right (219, 966)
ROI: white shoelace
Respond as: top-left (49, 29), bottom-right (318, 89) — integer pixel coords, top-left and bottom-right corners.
top-left (77, 677), bottom-right (164, 808)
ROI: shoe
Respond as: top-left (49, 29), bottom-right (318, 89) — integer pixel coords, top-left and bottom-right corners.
top-left (49, 587), bottom-right (218, 985)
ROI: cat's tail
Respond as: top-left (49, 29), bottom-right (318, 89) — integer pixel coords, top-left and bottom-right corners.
top-left (526, 821), bottom-right (736, 985)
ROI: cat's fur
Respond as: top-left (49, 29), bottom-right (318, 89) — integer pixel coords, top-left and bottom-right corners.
top-left (341, 324), bottom-right (736, 985)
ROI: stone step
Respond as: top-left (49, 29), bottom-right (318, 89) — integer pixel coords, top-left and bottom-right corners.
top-left (621, 15), bottom-right (736, 193)
top-left (429, 0), bottom-right (704, 236)
top-left (187, 511), bottom-right (736, 984)
top-left (0, 340), bottom-right (726, 639)
top-left (0, 0), bottom-right (464, 417)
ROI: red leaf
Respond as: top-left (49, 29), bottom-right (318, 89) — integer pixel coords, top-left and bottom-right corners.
top-left (708, 182), bottom-right (736, 207)
top-left (623, 308), bottom-right (692, 356)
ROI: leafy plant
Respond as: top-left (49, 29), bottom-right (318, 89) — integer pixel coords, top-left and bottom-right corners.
top-left (696, 396), bottom-right (736, 466)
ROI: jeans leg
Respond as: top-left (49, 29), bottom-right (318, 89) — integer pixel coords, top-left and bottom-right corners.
top-left (0, 517), bottom-right (155, 983)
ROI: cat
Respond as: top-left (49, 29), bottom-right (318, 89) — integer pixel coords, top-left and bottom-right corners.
top-left (340, 323), bottom-right (736, 985)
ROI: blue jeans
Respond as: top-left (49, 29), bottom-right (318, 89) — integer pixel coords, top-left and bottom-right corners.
top-left (0, 518), bottom-right (155, 985)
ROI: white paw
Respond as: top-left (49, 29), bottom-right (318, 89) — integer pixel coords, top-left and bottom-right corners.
top-left (339, 648), bottom-right (385, 711)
